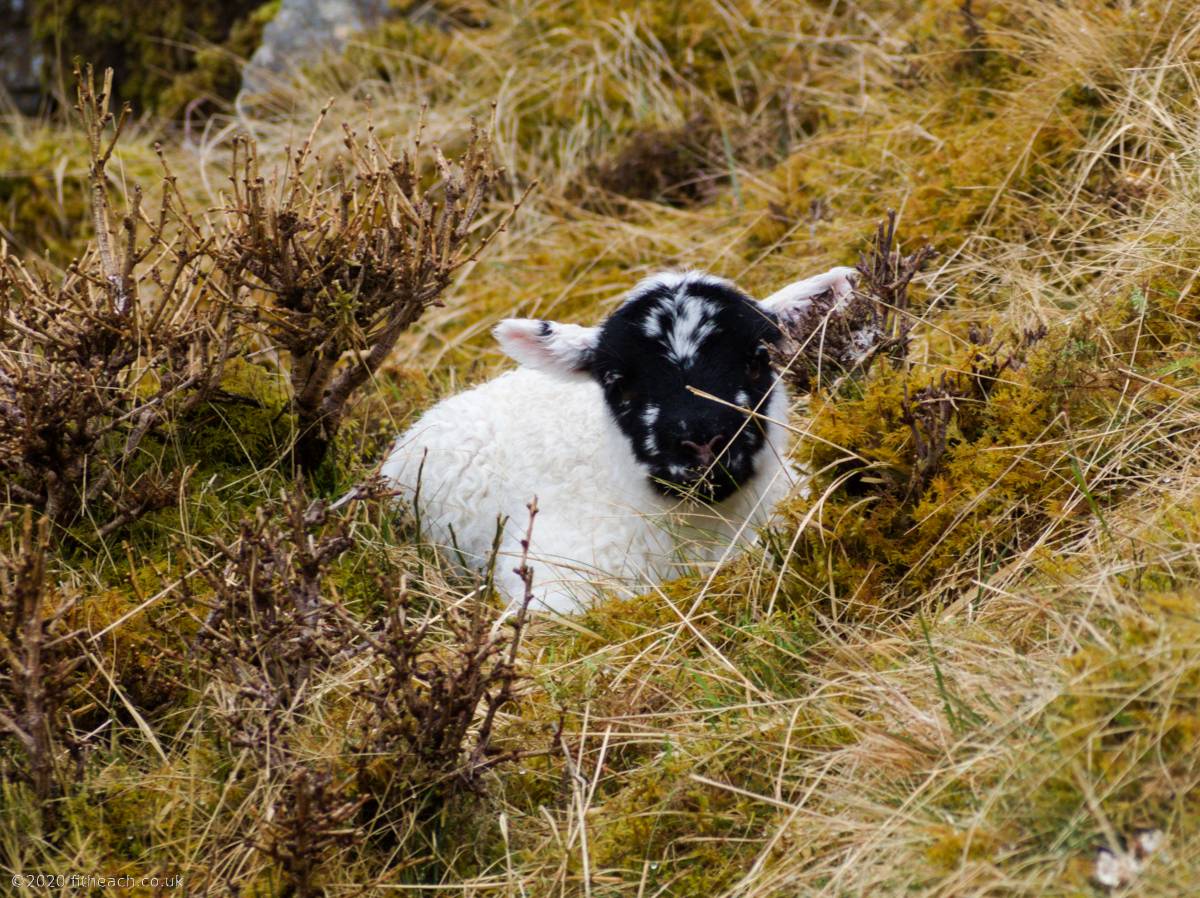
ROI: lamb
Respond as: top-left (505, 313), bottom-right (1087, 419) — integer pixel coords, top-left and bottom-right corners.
top-left (380, 265), bottom-right (858, 613)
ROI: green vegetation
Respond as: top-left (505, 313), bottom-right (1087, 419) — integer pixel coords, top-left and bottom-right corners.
top-left (4, 0), bottom-right (1200, 894)
top-left (30, 0), bottom-right (278, 115)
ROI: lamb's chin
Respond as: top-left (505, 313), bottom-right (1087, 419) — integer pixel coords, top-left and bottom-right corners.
top-left (648, 468), bottom-right (746, 504)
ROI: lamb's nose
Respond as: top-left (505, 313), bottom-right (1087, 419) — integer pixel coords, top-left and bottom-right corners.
top-left (681, 434), bottom-right (725, 467)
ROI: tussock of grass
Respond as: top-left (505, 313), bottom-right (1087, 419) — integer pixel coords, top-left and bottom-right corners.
top-left (5, 0), bottom-right (1200, 895)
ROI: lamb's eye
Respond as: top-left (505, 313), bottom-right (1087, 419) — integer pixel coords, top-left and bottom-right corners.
top-left (747, 348), bottom-right (770, 382)
top-left (603, 372), bottom-right (636, 404)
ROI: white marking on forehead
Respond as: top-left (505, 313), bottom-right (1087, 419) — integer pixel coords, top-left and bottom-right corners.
top-left (665, 298), bottom-right (718, 367)
top-left (734, 390), bottom-right (750, 407)
top-left (643, 433), bottom-right (658, 455)
top-left (621, 270), bottom-right (740, 369)
top-left (642, 307), bottom-right (664, 338)
top-left (641, 405), bottom-right (659, 426)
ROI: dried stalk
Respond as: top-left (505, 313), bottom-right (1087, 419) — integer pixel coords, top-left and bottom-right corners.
top-left (0, 509), bottom-right (88, 827)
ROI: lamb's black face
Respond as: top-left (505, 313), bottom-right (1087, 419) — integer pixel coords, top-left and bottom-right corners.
top-left (589, 275), bottom-right (779, 502)
top-left (495, 266), bottom-right (857, 503)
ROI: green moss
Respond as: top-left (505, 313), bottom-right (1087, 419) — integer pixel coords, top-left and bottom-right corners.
top-left (925, 825), bottom-right (1002, 872)
top-left (76, 580), bottom-right (193, 719)
top-left (585, 746), bottom-right (767, 894)
top-left (171, 358), bottom-right (293, 472)
top-left (1047, 590), bottom-right (1200, 825)
top-left (949, 589), bottom-right (1200, 888)
top-left (0, 130), bottom-right (92, 259)
top-left (31, 0), bottom-right (276, 116)
top-left (156, 1), bottom-right (281, 114)
top-left (774, 295), bottom-right (1175, 614)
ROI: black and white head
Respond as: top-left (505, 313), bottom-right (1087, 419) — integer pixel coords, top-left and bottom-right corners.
top-left (494, 267), bottom-right (856, 502)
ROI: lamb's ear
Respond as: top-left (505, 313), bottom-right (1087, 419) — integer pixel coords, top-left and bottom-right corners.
top-left (759, 266), bottom-right (858, 320)
top-left (493, 319), bottom-right (600, 376)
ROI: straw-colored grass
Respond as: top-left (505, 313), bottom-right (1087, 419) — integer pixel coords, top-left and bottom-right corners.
top-left (5, 0), bottom-right (1200, 894)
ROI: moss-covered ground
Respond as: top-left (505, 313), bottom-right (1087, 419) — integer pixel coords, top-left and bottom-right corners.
top-left (5, 0), bottom-right (1200, 894)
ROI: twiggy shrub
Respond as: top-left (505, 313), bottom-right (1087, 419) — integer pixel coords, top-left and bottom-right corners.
top-left (778, 291), bottom-right (1178, 614)
top-left (190, 488), bottom-right (541, 879)
top-left (772, 210), bottom-right (937, 394)
top-left (0, 67), bottom-right (237, 534)
top-left (215, 111), bottom-right (529, 470)
top-left (0, 510), bottom-right (88, 828)
top-left (769, 215), bottom-right (1183, 614)
top-left (260, 763), bottom-right (365, 898)
top-left (3, 66), bottom-right (522, 531)
top-left (352, 502), bottom-right (540, 827)
top-left (186, 484), bottom-right (372, 896)
top-left (190, 486), bottom-right (354, 755)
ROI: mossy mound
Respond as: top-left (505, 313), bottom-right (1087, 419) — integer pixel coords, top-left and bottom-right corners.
top-left (30, 0), bottom-right (278, 116)
top-left (775, 272), bottom-right (1200, 615)
top-left (0, 129), bottom-right (92, 258)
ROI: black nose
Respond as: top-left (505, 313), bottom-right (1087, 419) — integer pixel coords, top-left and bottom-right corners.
top-left (681, 434), bottom-right (726, 467)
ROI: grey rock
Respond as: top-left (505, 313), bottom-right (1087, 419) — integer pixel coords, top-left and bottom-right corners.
top-left (238, 0), bottom-right (391, 102)
top-left (0, 0), bottom-right (43, 115)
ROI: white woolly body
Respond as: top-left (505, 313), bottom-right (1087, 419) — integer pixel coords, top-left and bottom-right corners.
top-left (381, 367), bottom-right (795, 613)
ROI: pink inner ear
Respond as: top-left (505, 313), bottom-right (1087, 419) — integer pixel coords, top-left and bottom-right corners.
top-left (494, 318), bottom-right (543, 351)
top-left (494, 319), bottom-right (553, 369)
top-left (493, 319), bottom-right (599, 375)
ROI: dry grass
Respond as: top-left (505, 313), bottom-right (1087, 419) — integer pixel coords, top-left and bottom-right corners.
top-left (4, 0), bottom-right (1200, 895)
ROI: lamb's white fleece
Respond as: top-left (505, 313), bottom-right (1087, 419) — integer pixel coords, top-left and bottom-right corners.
top-left (381, 367), bottom-right (795, 613)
